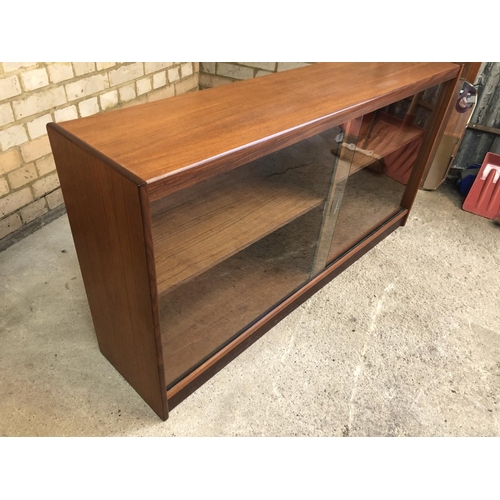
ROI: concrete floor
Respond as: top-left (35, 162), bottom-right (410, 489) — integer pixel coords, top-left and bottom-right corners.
top-left (1, 184), bottom-right (499, 436)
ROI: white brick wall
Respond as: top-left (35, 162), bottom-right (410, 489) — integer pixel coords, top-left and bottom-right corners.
top-left (238, 62), bottom-right (277, 71)
top-left (145, 62), bottom-right (173, 74)
top-left (21, 68), bottom-right (49, 92)
top-left (36, 155), bottom-right (56, 176)
top-left (65, 74), bottom-right (109, 101)
top-left (27, 114), bottom-right (52, 140)
top-left (2, 63), bottom-right (36, 72)
top-left (73, 62), bottom-right (95, 76)
top-left (200, 62), bottom-right (215, 74)
top-left (21, 136), bottom-right (51, 162)
top-left (0, 149), bottom-right (21, 175)
top-left (99, 90), bottom-right (118, 111)
top-left (47, 63), bottom-right (74, 84)
top-left (0, 177), bottom-right (9, 196)
top-left (217, 63), bottom-right (254, 80)
top-left (46, 188), bottom-right (63, 209)
top-left (0, 213), bottom-right (21, 239)
top-left (0, 124), bottom-right (28, 150)
top-left (109, 63), bottom-right (144, 86)
top-left (32, 172), bottom-right (59, 198)
top-left (0, 62), bottom-right (199, 245)
top-left (20, 197), bottom-right (47, 223)
top-left (78, 97), bottom-right (99, 117)
top-left (181, 63), bottom-right (194, 78)
top-left (168, 67), bottom-right (181, 83)
top-left (54, 105), bottom-right (78, 122)
top-left (8, 163), bottom-right (38, 189)
top-left (96, 62), bottom-right (116, 71)
top-left (137, 77), bottom-right (152, 96)
top-left (13, 87), bottom-right (67, 119)
top-left (277, 62), bottom-right (309, 72)
top-left (0, 103), bottom-right (15, 127)
top-left (119, 84), bottom-right (136, 102)
top-left (0, 76), bottom-right (22, 100)
top-left (199, 62), bottom-right (312, 88)
top-left (153, 72), bottom-right (167, 89)
top-left (0, 187), bottom-right (33, 218)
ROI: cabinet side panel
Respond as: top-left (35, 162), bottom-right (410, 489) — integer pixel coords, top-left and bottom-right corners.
top-left (47, 126), bottom-right (167, 420)
top-left (403, 71), bottom-right (463, 211)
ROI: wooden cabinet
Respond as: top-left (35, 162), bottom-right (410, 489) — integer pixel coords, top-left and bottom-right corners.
top-left (47, 62), bottom-right (461, 420)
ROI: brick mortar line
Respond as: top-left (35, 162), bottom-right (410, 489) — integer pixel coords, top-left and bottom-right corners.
top-left (1, 62), bottom-right (185, 82)
top-left (230, 63), bottom-right (278, 76)
top-left (2, 164), bottom-right (54, 197)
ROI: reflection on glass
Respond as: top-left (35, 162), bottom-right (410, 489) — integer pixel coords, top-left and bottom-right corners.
top-left (151, 125), bottom-right (355, 387)
top-left (327, 87), bottom-right (440, 262)
top-left (150, 84), bottom-right (443, 388)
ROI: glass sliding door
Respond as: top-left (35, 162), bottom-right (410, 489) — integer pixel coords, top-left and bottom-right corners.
top-left (151, 123), bottom-right (359, 387)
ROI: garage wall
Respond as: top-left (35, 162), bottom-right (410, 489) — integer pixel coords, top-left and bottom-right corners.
top-left (0, 62), bottom-right (199, 249)
top-left (452, 62), bottom-right (500, 169)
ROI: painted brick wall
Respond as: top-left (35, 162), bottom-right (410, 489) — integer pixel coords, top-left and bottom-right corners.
top-left (0, 62), bottom-right (199, 247)
top-left (199, 62), bottom-right (311, 88)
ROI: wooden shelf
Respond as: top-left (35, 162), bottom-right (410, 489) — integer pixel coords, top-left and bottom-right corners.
top-left (150, 119), bottom-right (421, 297)
top-left (338, 114), bottom-right (424, 179)
top-left (150, 133), bottom-right (339, 295)
top-left (159, 209), bottom-right (321, 387)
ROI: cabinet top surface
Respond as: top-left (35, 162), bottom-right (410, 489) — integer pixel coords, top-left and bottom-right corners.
top-left (51, 62), bottom-right (459, 186)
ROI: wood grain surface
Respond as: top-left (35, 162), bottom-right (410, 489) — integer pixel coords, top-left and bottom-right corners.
top-left (150, 128), bottom-right (341, 295)
top-left (53, 63), bottom-right (459, 200)
top-left (45, 63), bottom-right (460, 419)
top-left (151, 163), bottom-right (322, 295)
top-left (346, 113), bottom-right (424, 176)
top-left (158, 208), bottom-right (322, 387)
top-left (47, 125), bottom-right (167, 420)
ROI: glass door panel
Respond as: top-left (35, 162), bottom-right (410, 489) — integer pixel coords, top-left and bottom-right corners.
top-left (327, 85), bottom-right (441, 263)
top-left (151, 123), bottom-right (358, 387)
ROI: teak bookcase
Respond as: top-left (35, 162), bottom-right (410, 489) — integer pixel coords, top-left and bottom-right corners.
top-left (47, 63), bottom-right (461, 420)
